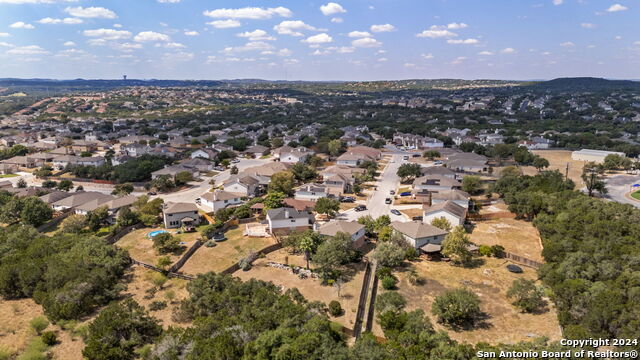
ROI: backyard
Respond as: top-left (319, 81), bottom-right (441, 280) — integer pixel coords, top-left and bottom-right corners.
top-left (469, 216), bottom-right (544, 262)
top-left (521, 150), bottom-right (585, 187)
top-left (179, 223), bottom-right (276, 275)
top-left (233, 248), bottom-right (366, 332)
top-left (393, 258), bottom-right (562, 345)
top-left (115, 227), bottom-right (200, 267)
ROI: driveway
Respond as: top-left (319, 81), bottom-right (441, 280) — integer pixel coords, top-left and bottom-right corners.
top-left (605, 174), bottom-right (640, 208)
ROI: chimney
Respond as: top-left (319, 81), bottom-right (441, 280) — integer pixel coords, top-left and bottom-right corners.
top-left (284, 209), bottom-right (290, 218)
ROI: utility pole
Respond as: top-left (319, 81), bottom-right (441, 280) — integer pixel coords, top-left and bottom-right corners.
top-left (565, 162), bottom-right (569, 181)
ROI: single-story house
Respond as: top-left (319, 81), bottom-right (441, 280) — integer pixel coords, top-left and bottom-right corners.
top-left (151, 165), bottom-right (200, 180)
top-left (423, 200), bottom-right (467, 227)
top-left (266, 207), bottom-right (314, 235)
top-left (51, 191), bottom-right (114, 211)
top-left (391, 221), bottom-right (449, 250)
top-left (191, 148), bottom-right (219, 160)
top-left (430, 190), bottom-right (470, 209)
top-left (245, 145), bottom-right (270, 158)
top-left (0, 163), bottom-right (18, 175)
top-left (181, 158), bottom-right (214, 172)
top-left (294, 184), bottom-right (331, 202)
top-left (317, 220), bottom-right (366, 247)
top-left (163, 202), bottom-right (201, 229)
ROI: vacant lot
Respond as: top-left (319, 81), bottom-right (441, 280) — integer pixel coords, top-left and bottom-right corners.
top-left (395, 258), bottom-right (561, 345)
top-left (521, 150), bottom-right (585, 187)
top-left (469, 217), bottom-right (544, 262)
top-left (116, 228), bottom-right (199, 266)
top-left (180, 224), bottom-right (276, 275)
top-left (234, 248), bottom-right (365, 331)
top-left (122, 266), bottom-right (190, 328)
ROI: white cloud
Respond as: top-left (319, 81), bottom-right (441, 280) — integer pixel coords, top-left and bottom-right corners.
top-left (404, 63), bottom-right (416, 68)
top-left (83, 28), bottom-right (132, 40)
top-left (6, 45), bottom-right (48, 55)
top-left (207, 20), bottom-right (241, 28)
top-left (37, 17), bottom-right (83, 24)
top-left (370, 24), bottom-right (395, 32)
top-left (203, 7), bottom-right (292, 20)
top-left (277, 48), bottom-right (292, 56)
top-left (553, 0), bottom-right (563, 5)
top-left (237, 29), bottom-right (275, 41)
top-left (447, 38), bottom-right (478, 44)
top-left (302, 33), bottom-right (333, 44)
top-left (478, 51), bottom-right (493, 55)
top-left (274, 21), bottom-right (320, 36)
top-left (446, 22), bottom-right (468, 29)
top-left (221, 41), bottom-right (274, 54)
top-left (351, 37), bottom-right (382, 48)
top-left (416, 28), bottom-right (457, 38)
top-left (134, 31), bottom-right (171, 42)
top-left (65, 6), bottom-right (117, 19)
top-left (560, 41), bottom-right (575, 47)
top-left (500, 47), bottom-right (516, 53)
top-left (348, 31), bottom-right (371, 38)
top-left (163, 51), bottom-right (194, 62)
top-left (337, 46), bottom-right (354, 53)
top-left (606, 3), bottom-right (627, 12)
top-left (184, 30), bottom-right (199, 36)
top-left (0, 33), bottom-right (10, 37)
top-left (451, 56), bottom-right (467, 64)
top-left (320, 2), bottom-right (346, 16)
top-left (63, 41), bottom-right (75, 46)
top-left (422, 53), bottom-right (434, 59)
top-left (157, 0), bottom-right (180, 3)
top-left (330, 17), bottom-right (343, 23)
top-left (162, 42), bottom-right (185, 48)
top-left (377, 57), bottom-right (387, 62)
top-left (581, 23), bottom-right (596, 28)
top-left (113, 24), bottom-right (122, 28)
top-left (112, 42), bottom-right (142, 51)
top-left (9, 22), bottom-right (35, 29)
top-left (0, 42), bottom-right (13, 47)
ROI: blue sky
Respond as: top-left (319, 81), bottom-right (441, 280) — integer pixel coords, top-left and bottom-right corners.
top-left (0, 0), bottom-right (638, 80)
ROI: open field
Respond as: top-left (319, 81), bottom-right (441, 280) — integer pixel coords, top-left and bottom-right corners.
top-left (115, 227), bottom-right (200, 266)
top-left (394, 258), bottom-right (561, 345)
top-left (121, 266), bottom-right (190, 328)
top-left (180, 224), bottom-right (276, 275)
top-left (521, 150), bottom-right (585, 187)
top-left (234, 248), bottom-right (366, 331)
top-left (632, 190), bottom-right (640, 200)
top-left (469, 218), bottom-right (544, 262)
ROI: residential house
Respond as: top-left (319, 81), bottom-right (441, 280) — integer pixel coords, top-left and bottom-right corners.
top-left (391, 221), bottom-right (449, 250)
top-left (1, 156), bottom-right (43, 169)
top-left (518, 137), bottom-right (553, 150)
top-left (163, 202), bottom-right (201, 229)
top-left (294, 183), bottom-right (333, 201)
top-left (266, 207), bottom-right (314, 235)
top-left (419, 166), bottom-right (458, 179)
top-left (430, 190), bottom-right (470, 209)
top-left (336, 152), bottom-right (374, 167)
top-left (241, 162), bottom-right (291, 178)
top-left (244, 145), bottom-right (270, 158)
top-left (317, 220), bottom-right (366, 247)
top-left (393, 133), bottom-right (444, 149)
top-left (191, 148), bottom-right (219, 160)
top-left (180, 158), bottom-right (214, 172)
top-left (223, 175), bottom-right (261, 196)
top-left (282, 198), bottom-right (316, 212)
top-left (0, 163), bottom-right (18, 175)
top-left (200, 190), bottom-right (244, 212)
top-left (444, 153), bottom-right (488, 173)
top-left (151, 165), bottom-right (200, 180)
top-left (322, 165), bottom-right (365, 180)
top-left (51, 192), bottom-right (113, 211)
top-left (413, 175), bottom-right (461, 193)
top-left (39, 191), bottom-right (73, 206)
top-left (423, 200), bottom-right (467, 227)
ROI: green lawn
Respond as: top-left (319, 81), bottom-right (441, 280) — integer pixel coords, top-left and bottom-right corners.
top-left (631, 190), bottom-right (640, 200)
top-left (0, 174), bottom-right (18, 178)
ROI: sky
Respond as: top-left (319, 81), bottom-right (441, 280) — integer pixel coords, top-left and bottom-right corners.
top-left (0, 0), bottom-right (638, 81)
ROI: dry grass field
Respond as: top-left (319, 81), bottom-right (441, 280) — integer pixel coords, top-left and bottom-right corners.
top-left (394, 258), bottom-right (562, 345)
top-left (115, 228), bottom-right (200, 266)
top-left (180, 224), bottom-right (276, 275)
top-left (121, 266), bottom-right (190, 328)
top-left (521, 150), bottom-right (586, 187)
top-left (469, 217), bottom-right (544, 262)
top-left (233, 248), bottom-right (366, 331)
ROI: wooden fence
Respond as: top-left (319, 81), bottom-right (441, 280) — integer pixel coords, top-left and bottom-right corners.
top-left (105, 223), bottom-right (144, 244)
top-left (504, 252), bottom-right (544, 269)
top-left (467, 212), bottom-right (516, 221)
top-left (130, 259), bottom-right (196, 280)
top-left (168, 240), bottom-right (203, 273)
top-left (36, 208), bottom-right (72, 233)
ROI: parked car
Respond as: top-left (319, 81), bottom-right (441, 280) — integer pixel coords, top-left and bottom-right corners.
top-left (389, 190), bottom-right (396, 195)
top-left (434, 160), bottom-right (443, 165)
top-left (213, 166), bottom-right (225, 171)
top-left (147, 191), bottom-right (157, 195)
top-left (412, 154), bottom-right (420, 158)
top-left (340, 196), bottom-right (355, 203)
top-left (390, 209), bottom-right (401, 216)
top-left (354, 205), bottom-right (367, 212)
top-left (385, 198), bottom-right (392, 204)
top-left (231, 159), bottom-right (240, 164)
top-left (400, 192), bottom-right (412, 197)
top-left (403, 155), bottom-right (409, 160)
top-left (412, 216), bottom-right (423, 221)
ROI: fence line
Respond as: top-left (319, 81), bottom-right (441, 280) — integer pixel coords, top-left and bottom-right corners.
top-left (105, 223), bottom-right (144, 244)
top-left (503, 252), bottom-right (544, 269)
top-left (467, 212), bottom-right (516, 221)
top-left (168, 240), bottom-right (203, 273)
top-left (36, 208), bottom-right (72, 233)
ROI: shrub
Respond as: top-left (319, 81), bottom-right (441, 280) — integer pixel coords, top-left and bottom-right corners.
top-left (30, 316), bottom-right (49, 335)
top-left (490, 245), bottom-right (505, 258)
top-left (407, 269), bottom-right (423, 286)
top-left (404, 247), bottom-right (419, 261)
top-left (328, 300), bottom-right (343, 316)
top-left (204, 240), bottom-right (216, 247)
top-left (41, 331), bottom-right (57, 346)
top-left (507, 279), bottom-right (546, 313)
top-left (381, 276), bottom-right (397, 290)
top-left (239, 258), bottom-right (252, 271)
top-left (431, 288), bottom-right (481, 327)
top-left (479, 245), bottom-right (492, 257)
top-left (148, 301), bottom-right (167, 311)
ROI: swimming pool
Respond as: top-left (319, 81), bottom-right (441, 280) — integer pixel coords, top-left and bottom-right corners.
top-left (148, 230), bottom-right (168, 237)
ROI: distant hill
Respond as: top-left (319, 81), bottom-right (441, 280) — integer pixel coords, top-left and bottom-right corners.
top-left (527, 77), bottom-right (640, 91)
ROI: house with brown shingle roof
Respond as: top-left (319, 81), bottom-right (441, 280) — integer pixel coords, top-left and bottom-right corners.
top-left (317, 220), bottom-right (366, 247)
top-left (423, 200), bottom-right (467, 227)
top-left (163, 202), bottom-right (201, 229)
top-left (391, 220), bottom-right (449, 250)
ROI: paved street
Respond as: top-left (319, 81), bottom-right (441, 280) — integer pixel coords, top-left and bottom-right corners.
top-left (339, 152), bottom-right (421, 223)
top-left (605, 174), bottom-right (640, 208)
